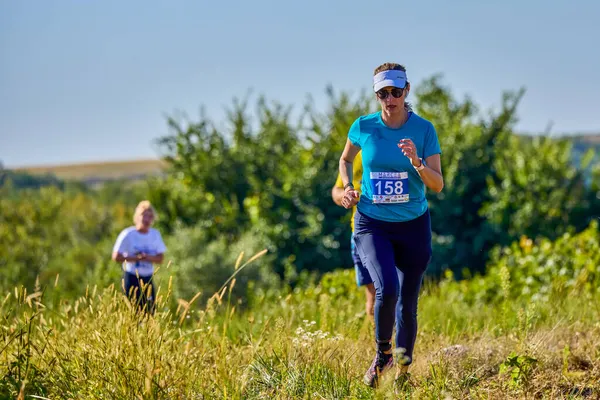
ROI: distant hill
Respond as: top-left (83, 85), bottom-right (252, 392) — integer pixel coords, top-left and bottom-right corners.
top-left (561, 132), bottom-right (600, 168)
top-left (516, 131), bottom-right (600, 166)
top-left (10, 158), bottom-right (167, 185)
top-left (6, 132), bottom-right (600, 186)
top-left (566, 132), bottom-right (600, 145)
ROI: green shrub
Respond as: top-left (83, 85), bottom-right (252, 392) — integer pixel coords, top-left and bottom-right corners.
top-left (163, 224), bottom-right (281, 308)
top-left (436, 220), bottom-right (600, 306)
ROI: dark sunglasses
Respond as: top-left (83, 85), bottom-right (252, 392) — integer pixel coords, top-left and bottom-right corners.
top-left (376, 88), bottom-right (405, 99)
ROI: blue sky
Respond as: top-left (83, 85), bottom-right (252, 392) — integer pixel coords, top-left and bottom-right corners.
top-left (1, 0), bottom-right (599, 168)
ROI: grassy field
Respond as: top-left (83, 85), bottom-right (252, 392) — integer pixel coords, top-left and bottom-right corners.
top-left (1, 259), bottom-right (598, 400)
top-left (11, 158), bottom-right (166, 181)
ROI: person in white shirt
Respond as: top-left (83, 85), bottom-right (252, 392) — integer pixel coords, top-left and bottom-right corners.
top-left (112, 200), bottom-right (167, 312)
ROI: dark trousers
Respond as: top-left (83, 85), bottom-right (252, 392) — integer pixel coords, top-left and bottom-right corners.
top-left (354, 208), bottom-right (432, 365)
top-left (122, 272), bottom-right (155, 313)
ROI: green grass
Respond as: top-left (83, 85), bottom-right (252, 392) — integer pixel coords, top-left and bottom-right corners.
top-left (1, 265), bottom-right (599, 399)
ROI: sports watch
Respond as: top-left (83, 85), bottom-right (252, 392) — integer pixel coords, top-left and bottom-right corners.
top-left (415, 158), bottom-right (426, 171)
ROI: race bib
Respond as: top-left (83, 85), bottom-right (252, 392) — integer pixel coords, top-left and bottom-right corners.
top-left (370, 171), bottom-right (409, 203)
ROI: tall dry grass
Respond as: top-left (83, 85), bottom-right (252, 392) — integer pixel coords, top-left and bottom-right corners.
top-left (1, 251), bottom-right (599, 399)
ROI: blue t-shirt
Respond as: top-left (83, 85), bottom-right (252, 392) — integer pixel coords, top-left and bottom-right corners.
top-left (348, 111), bottom-right (441, 222)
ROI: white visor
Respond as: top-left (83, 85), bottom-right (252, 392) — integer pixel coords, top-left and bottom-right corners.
top-left (373, 69), bottom-right (407, 92)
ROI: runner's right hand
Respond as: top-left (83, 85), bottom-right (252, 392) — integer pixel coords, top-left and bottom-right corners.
top-left (342, 187), bottom-right (360, 209)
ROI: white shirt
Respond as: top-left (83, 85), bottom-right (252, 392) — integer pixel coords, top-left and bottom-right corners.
top-left (112, 227), bottom-right (167, 277)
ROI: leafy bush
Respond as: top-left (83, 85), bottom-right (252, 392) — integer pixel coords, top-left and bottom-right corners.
top-left (151, 79), bottom-right (600, 282)
top-left (164, 224), bottom-right (281, 307)
top-left (436, 220), bottom-right (600, 306)
top-left (3, 78), bottom-right (600, 307)
top-left (0, 186), bottom-right (130, 299)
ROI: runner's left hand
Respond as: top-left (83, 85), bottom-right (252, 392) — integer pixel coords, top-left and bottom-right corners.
top-left (398, 139), bottom-right (419, 166)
